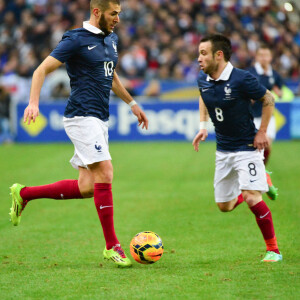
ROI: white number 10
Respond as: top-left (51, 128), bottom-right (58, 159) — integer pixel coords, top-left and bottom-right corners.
top-left (104, 61), bottom-right (114, 77)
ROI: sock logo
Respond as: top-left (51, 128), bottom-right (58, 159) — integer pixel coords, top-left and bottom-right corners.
top-left (100, 205), bottom-right (112, 210)
top-left (259, 211), bottom-right (270, 219)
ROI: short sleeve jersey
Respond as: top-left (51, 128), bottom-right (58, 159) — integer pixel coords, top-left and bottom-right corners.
top-left (248, 65), bottom-right (283, 117)
top-left (50, 22), bottom-right (119, 121)
top-left (197, 63), bottom-right (266, 152)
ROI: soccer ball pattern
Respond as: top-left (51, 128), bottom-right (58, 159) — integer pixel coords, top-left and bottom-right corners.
top-left (130, 231), bottom-right (164, 264)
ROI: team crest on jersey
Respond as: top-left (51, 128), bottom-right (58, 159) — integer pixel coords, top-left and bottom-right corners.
top-left (224, 84), bottom-right (233, 100)
top-left (269, 77), bottom-right (275, 85)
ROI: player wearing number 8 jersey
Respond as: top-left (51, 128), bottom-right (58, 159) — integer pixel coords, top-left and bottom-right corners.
top-left (193, 34), bottom-right (281, 262)
top-left (9, 0), bottom-right (149, 268)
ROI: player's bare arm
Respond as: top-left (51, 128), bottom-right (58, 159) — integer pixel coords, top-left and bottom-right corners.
top-left (193, 94), bottom-right (209, 152)
top-left (254, 90), bottom-right (275, 150)
top-left (24, 56), bottom-right (62, 125)
top-left (112, 72), bottom-right (148, 130)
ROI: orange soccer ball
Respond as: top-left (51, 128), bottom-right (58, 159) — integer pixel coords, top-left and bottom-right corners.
top-left (130, 231), bottom-right (164, 264)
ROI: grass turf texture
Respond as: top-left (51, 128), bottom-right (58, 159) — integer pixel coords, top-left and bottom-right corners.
top-left (0, 141), bottom-right (299, 299)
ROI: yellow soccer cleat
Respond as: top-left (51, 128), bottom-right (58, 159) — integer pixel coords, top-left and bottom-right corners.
top-left (103, 244), bottom-right (132, 268)
top-left (9, 183), bottom-right (26, 226)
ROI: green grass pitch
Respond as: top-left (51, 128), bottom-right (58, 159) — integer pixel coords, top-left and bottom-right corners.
top-left (0, 141), bottom-right (299, 299)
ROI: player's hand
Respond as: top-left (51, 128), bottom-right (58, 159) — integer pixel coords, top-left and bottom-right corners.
top-left (24, 104), bottom-right (39, 125)
top-left (131, 104), bottom-right (148, 130)
top-left (254, 130), bottom-right (269, 150)
top-left (192, 129), bottom-right (208, 152)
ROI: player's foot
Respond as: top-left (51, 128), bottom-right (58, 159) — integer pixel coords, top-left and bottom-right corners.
top-left (266, 170), bottom-right (278, 200)
top-left (9, 183), bottom-right (26, 226)
top-left (261, 251), bottom-right (282, 262)
top-left (103, 244), bottom-right (132, 268)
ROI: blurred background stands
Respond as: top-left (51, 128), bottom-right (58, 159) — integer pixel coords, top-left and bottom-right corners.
top-left (0, 0), bottom-right (299, 142)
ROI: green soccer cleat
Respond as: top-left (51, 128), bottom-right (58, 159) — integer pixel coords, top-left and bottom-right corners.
top-left (103, 244), bottom-right (132, 268)
top-left (9, 183), bottom-right (26, 226)
top-left (265, 170), bottom-right (278, 201)
top-left (261, 251), bottom-right (282, 262)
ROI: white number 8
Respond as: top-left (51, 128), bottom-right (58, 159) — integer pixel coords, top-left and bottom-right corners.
top-left (104, 61), bottom-right (114, 77)
top-left (215, 107), bottom-right (224, 122)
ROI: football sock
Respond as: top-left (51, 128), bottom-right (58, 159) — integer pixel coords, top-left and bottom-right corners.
top-left (94, 183), bottom-right (119, 250)
top-left (264, 147), bottom-right (270, 165)
top-left (250, 201), bottom-right (279, 254)
top-left (233, 193), bottom-right (244, 209)
top-left (20, 180), bottom-right (83, 201)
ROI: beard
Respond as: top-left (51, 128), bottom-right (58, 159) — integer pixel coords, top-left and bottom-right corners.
top-left (204, 61), bottom-right (218, 76)
top-left (98, 14), bottom-right (110, 35)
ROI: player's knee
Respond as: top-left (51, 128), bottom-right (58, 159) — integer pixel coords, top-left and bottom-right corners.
top-left (217, 203), bottom-right (233, 212)
top-left (89, 161), bottom-right (113, 183)
top-left (78, 178), bottom-right (94, 198)
top-left (242, 190), bottom-right (261, 207)
top-left (98, 169), bottom-right (113, 183)
top-left (81, 187), bottom-right (94, 198)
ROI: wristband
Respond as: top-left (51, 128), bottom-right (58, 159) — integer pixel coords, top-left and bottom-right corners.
top-left (199, 121), bottom-right (208, 130)
top-left (129, 100), bottom-right (137, 108)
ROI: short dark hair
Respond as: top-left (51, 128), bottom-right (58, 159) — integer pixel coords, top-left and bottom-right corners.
top-left (200, 34), bottom-right (232, 62)
top-left (257, 44), bottom-right (272, 52)
top-left (90, 0), bottom-right (120, 12)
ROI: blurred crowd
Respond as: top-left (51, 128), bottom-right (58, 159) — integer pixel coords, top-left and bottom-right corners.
top-left (118, 0), bottom-right (300, 83)
top-left (0, 0), bottom-right (299, 103)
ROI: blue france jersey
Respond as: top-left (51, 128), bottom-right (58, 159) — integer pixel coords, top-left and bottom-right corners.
top-left (248, 66), bottom-right (282, 117)
top-left (50, 26), bottom-right (118, 121)
top-left (197, 65), bottom-right (266, 152)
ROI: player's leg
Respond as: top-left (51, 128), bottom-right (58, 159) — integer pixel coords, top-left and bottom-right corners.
top-left (88, 160), bottom-right (117, 249)
top-left (9, 178), bottom-right (85, 226)
top-left (214, 151), bottom-right (244, 212)
top-left (242, 190), bottom-right (282, 262)
top-left (88, 160), bottom-right (131, 267)
top-left (265, 169), bottom-right (278, 200)
top-left (237, 150), bottom-right (281, 262)
top-left (217, 194), bottom-right (244, 212)
top-left (78, 166), bottom-right (94, 198)
top-left (9, 117), bottom-right (96, 226)
top-left (19, 179), bottom-right (83, 201)
top-left (253, 116), bottom-right (278, 199)
top-left (11, 165), bottom-right (96, 205)
top-left (65, 116), bottom-right (131, 267)
top-left (65, 116), bottom-right (130, 267)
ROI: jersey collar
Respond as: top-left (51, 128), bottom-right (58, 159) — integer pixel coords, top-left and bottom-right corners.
top-left (83, 21), bottom-right (105, 35)
top-left (254, 62), bottom-right (273, 76)
top-left (206, 62), bottom-right (234, 82)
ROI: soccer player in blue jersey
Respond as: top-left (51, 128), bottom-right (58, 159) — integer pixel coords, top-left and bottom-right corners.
top-left (192, 34), bottom-right (282, 262)
top-left (248, 45), bottom-right (283, 165)
top-left (9, 0), bottom-right (148, 268)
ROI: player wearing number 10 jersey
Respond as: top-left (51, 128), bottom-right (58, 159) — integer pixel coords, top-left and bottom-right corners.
top-left (9, 0), bottom-right (148, 268)
top-left (193, 34), bottom-right (281, 262)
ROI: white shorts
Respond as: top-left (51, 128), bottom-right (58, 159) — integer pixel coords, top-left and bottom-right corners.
top-left (214, 150), bottom-right (268, 203)
top-left (254, 116), bottom-right (276, 140)
top-left (63, 116), bottom-right (111, 170)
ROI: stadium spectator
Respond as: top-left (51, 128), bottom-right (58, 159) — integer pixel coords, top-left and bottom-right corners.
top-left (0, 0), bottom-right (298, 95)
top-left (248, 44), bottom-right (283, 165)
top-left (0, 84), bottom-right (13, 143)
